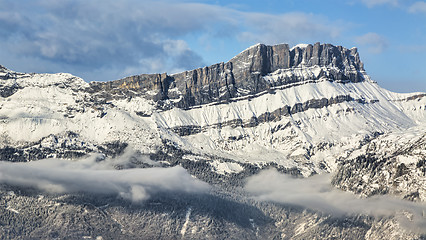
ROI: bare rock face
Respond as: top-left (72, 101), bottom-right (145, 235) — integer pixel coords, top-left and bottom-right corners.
top-left (89, 43), bottom-right (367, 109)
top-left (172, 62), bottom-right (236, 108)
top-left (90, 73), bottom-right (173, 101)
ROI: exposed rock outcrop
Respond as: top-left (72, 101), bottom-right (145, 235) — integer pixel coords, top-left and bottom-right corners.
top-left (90, 43), bottom-right (367, 109)
top-left (90, 73), bottom-right (173, 101)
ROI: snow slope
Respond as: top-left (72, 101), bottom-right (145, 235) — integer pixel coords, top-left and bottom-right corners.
top-left (1, 64), bottom-right (424, 177)
top-left (152, 78), bottom-right (425, 175)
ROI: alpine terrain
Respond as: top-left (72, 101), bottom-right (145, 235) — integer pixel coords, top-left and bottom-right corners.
top-left (0, 42), bottom-right (425, 239)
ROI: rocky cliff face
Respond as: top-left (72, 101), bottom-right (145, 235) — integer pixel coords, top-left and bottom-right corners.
top-left (90, 43), bottom-right (366, 109)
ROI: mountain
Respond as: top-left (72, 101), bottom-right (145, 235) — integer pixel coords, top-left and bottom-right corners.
top-left (0, 43), bottom-right (425, 239)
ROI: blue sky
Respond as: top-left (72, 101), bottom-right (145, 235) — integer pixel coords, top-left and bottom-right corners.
top-left (0, 0), bottom-right (425, 92)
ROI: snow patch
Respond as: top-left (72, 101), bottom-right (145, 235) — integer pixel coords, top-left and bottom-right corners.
top-left (180, 207), bottom-right (192, 237)
top-left (397, 155), bottom-right (418, 165)
top-left (6, 206), bottom-right (19, 214)
top-left (210, 160), bottom-right (244, 175)
top-left (290, 43), bottom-right (310, 50)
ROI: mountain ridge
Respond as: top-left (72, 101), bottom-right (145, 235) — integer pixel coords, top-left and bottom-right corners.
top-left (1, 42), bottom-right (423, 176)
top-left (87, 42), bottom-right (368, 109)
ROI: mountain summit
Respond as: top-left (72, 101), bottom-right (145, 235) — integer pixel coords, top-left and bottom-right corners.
top-left (0, 43), bottom-right (425, 239)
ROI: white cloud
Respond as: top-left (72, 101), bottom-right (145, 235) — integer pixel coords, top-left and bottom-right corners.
top-left (0, 153), bottom-right (210, 202)
top-left (0, 0), bottom-right (346, 81)
top-left (245, 169), bottom-right (426, 234)
top-left (357, 0), bottom-right (426, 14)
top-left (0, 0), bottom-right (213, 80)
top-left (355, 32), bottom-right (388, 53)
top-left (358, 0), bottom-right (399, 8)
top-left (408, 1), bottom-right (426, 13)
top-left (239, 12), bottom-right (342, 45)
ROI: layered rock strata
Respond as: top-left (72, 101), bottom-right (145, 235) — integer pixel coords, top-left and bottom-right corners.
top-left (90, 43), bottom-right (366, 109)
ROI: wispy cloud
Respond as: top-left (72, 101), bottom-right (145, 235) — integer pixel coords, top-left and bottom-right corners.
top-left (408, 1), bottom-right (426, 14)
top-left (238, 12), bottom-right (342, 45)
top-left (357, 0), bottom-right (399, 8)
top-left (399, 44), bottom-right (426, 52)
top-left (0, 154), bottom-right (209, 202)
top-left (0, 0), bottom-right (345, 81)
top-left (356, 0), bottom-right (426, 14)
top-left (245, 169), bottom-right (426, 234)
top-left (355, 32), bottom-right (389, 54)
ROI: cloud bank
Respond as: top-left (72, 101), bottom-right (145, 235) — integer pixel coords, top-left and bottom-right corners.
top-left (0, 154), bottom-right (209, 202)
top-left (0, 0), bottom-right (344, 82)
top-left (245, 169), bottom-right (426, 234)
top-left (408, 1), bottom-right (426, 14)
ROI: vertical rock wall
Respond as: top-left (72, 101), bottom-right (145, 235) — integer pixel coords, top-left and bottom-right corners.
top-left (90, 43), bottom-right (366, 109)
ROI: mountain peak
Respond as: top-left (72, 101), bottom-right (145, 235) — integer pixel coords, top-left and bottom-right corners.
top-left (232, 42), bottom-right (364, 73)
top-left (89, 42), bottom-right (369, 109)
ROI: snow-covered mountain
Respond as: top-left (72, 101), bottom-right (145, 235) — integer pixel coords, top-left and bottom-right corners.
top-left (0, 43), bottom-right (425, 239)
